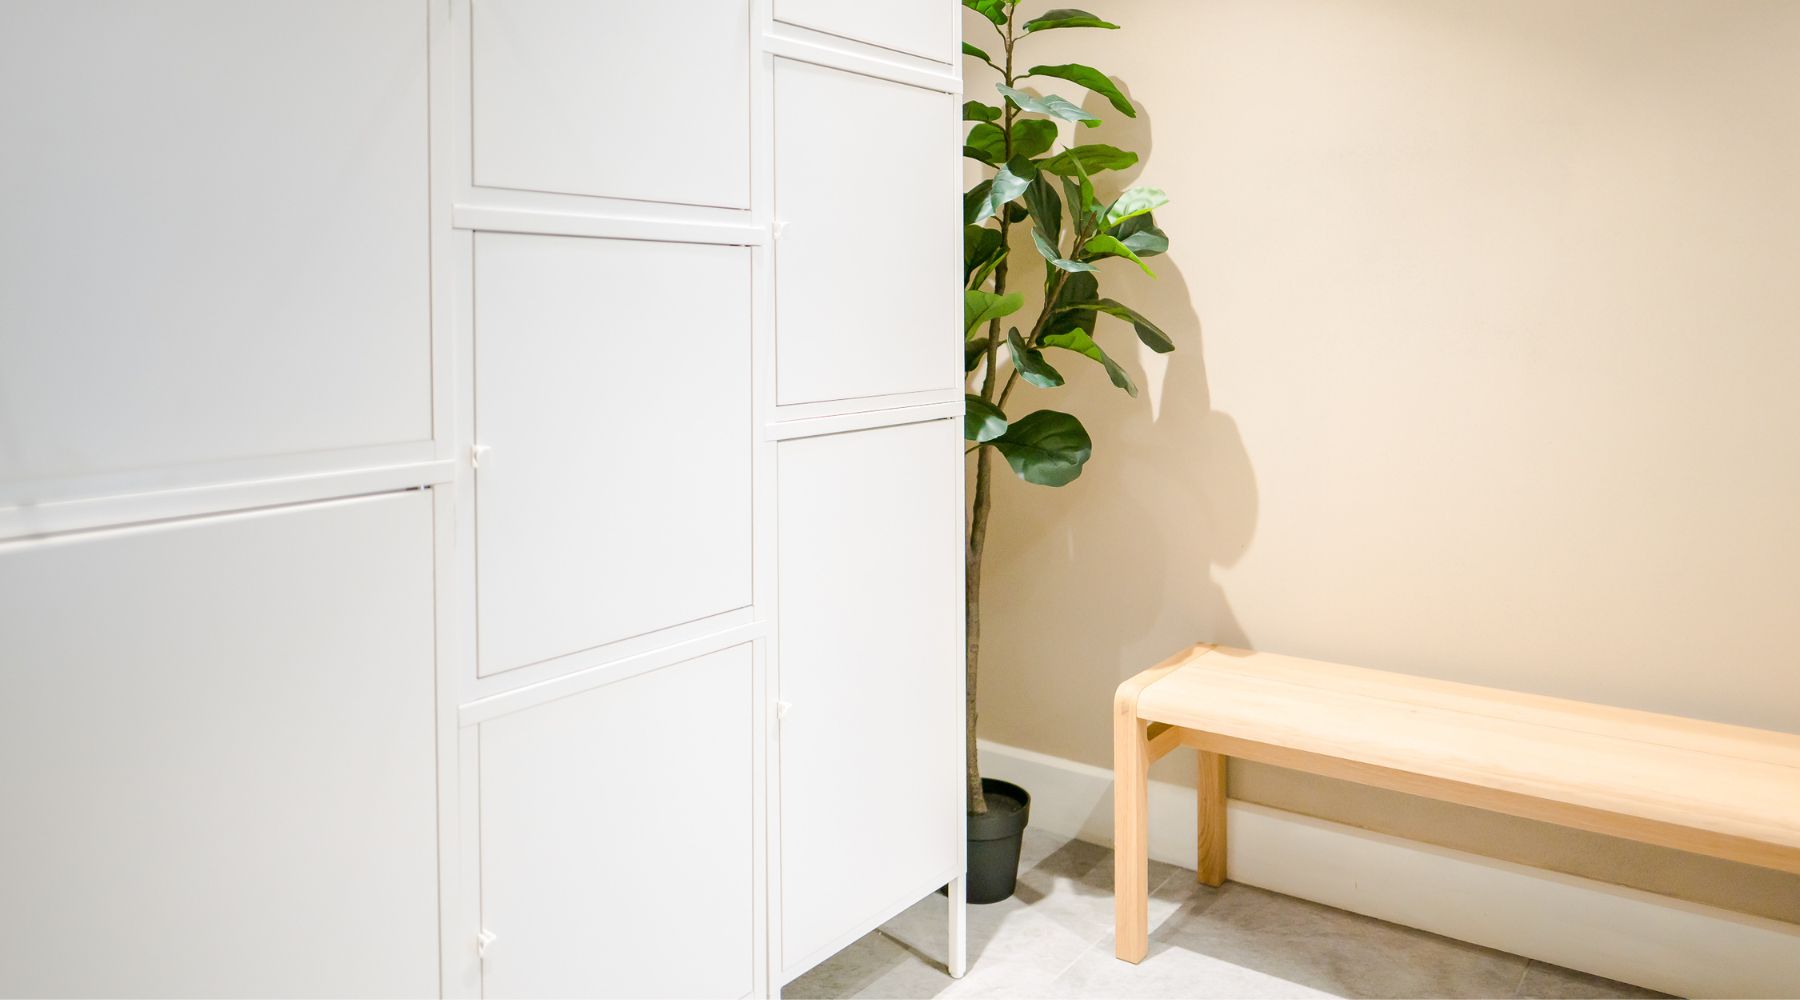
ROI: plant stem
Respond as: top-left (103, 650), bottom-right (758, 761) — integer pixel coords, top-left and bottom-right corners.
top-left (965, 7), bottom-right (1022, 819)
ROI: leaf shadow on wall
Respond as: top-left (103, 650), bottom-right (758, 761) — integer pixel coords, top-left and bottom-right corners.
top-left (981, 79), bottom-right (1261, 774)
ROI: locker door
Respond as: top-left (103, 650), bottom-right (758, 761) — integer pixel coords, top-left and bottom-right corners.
top-left (478, 646), bottom-right (756, 999)
top-left (776, 419), bottom-right (963, 969)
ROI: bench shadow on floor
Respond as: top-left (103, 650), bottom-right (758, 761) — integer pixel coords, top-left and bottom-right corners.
top-left (784, 830), bottom-right (1671, 1000)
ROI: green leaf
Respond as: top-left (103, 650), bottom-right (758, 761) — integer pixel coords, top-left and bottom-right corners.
top-left (971, 160), bottom-right (1031, 224)
top-left (965, 338), bottom-right (991, 373)
top-left (1066, 298), bottom-right (1175, 353)
top-left (996, 84), bottom-right (1101, 128)
top-left (1104, 187), bottom-right (1169, 228)
top-left (963, 180), bottom-right (994, 225)
top-left (1004, 202), bottom-right (1030, 224)
top-left (963, 100), bottom-right (1001, 122)
top-left (1009, 119), bottom-right (1059, 159)
top-left (993, 411), bottom-right (1093, 486)
top-left (1023, 174), bottom-right (1063, 249)
top-left (963, 123), bottom-right (1005, 164)
top-left (1007, 327), bottom-right (1065, 388)
top-left (965, 395), bottom-right (1009, 443)
top-left (966, 119), bottom-right (1058, 162)
top-left (964, 225), bottom-right (1004, 285)
top-left (1025, 63), bottom-right (1136, 117)
top-left (1055, 271), bottom-right (1101, 310)
top-left (965, 289), bottom-right (1025, 336)
top-left (1022, 8), bottom-right (1121, 32)
top-left (1110, 212), bottom-right (1168, 257)
top-left (963, 0), bottom-right (1009, 27)
top-left (962, 41), bottom-right (998, 65)
top-left (1042, 327), bottom-right (1138, 396)
top-left (1032, 228), bottom-right (1098, 273)
top-left (1039, 144), bottom-right (1139, 176)
top-left (1083, 234), bottom-right (1156, 276)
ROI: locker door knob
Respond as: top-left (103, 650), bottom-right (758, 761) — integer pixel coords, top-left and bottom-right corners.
top-left (477, 928), bottom-right (497, 959)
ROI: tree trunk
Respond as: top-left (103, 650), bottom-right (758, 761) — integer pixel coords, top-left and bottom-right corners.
top-left (965, 445), bottom-right (994, 815)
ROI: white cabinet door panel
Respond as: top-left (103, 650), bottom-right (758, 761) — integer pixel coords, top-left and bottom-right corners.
top-left (774, 61), bottom-right (959, 405)
top-left (777, 420), bottom-right (962, 967)
top-left (0, 2), bottom-right (431, 488)
top-left (472, 0), bottom-right (751, 208)
top-left (0, 493), bottom-right (439, 998)
top-left (474, 233), bottom-right (752, 675)
top-left (479, 645), bottom-right (755, 999)
top-left (774, 0), bottom-right (956, 63)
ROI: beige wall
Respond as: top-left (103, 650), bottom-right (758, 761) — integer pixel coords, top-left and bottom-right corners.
top-left (966, 0), bottom-right (1800, 922)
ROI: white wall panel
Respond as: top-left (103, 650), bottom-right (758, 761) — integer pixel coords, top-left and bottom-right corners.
top-left (479, 645), bottom-right (755, 999)
top-left (777, 420), bottom-right (962, 967)
top-left (774, 60), bottom-right (958, 405)
top-left (774, 0), bottom-right (957, 64)
top-left (0, 2), bottom-right (431, 489)
top-left (473, 233), bottom-right (752, 675)
top-left (472, 0), bottom-right (752, 208)
top-left (0, 493), bottom-right (439, 997)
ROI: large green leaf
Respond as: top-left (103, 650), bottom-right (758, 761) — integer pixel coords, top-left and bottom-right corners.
top-left (1109, 212), bottom-right (1168, 257)
top-left (1007, 327), bottom-right (1065, 388)
top-left (965, 338), bottom-right (991, 373)
top-left (964, 0), bottom-right (1009, 27)
top-left (966, 119), bottom-right (1058, 162)
top-left (1103, 187), bottom-right (1169, 228)
top-left (996, 84), bottom-right (1100, 128)
top-left (1042, 327), bottom-right (1137, 396)
top-left (964, 224), bottom-right (1005, 285)
top-left (1009, 119), bottom-right (1059, 159)
top-left (1083, 234), bottom-right (1155, 276)
top-left (965, 395), bottom-right (1008, 443)
top-left (963, 180), bottom-right (994, 225)
top-left (1022, 8), bottom-right (1121, 32)
top-left (970, 160), bottom-right (1031, 224)
top-left (962, 41), bottom-right (998, 66)
top-left (1025, 64), bottom-right (1135, 117)
top-left (963, 100), bottom-right (1001, 123)
top-left (965, 289), bottom-right (1025, 336)
top-left (1066, 298), bottom-right (1175, 353)
top-left (963, 123), bottom-right (1006, 164)
top-left (993, 410), bottom-right (1093, 486)
top-left (1039, 144), bottom-right (1139, 176)
top-left (1032, 228), bottom-right (1097, 273)
top-left (1054, 271), bottom-right (1100, 310)
top-left (1023, 174), bottom-right (1063, 249)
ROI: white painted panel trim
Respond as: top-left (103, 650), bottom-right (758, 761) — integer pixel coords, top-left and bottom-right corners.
top-left (459, 625), bottom-right (766, 726)
top-left (0, 452), bottom-right (452, 542)
top-left (453, 203), bottom-right (766, 246)
top-left (764, 27), bottom-right (961, 95)
top-left (977, 739), bottom-right (1800, 1000)
top-left (765, 400), bottom-right (963, 441)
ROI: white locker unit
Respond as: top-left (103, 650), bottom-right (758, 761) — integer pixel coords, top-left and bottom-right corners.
top-left (0, 0), bottom-right (962, 996)
top-left (0, 495), bottom-right (441, 997)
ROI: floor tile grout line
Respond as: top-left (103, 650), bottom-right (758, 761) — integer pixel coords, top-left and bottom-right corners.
top-left (1510, 957), bottom-right (1534, 998)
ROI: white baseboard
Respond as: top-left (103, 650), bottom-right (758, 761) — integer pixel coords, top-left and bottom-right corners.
top-left (978, 739), bottom-right (1800, 999)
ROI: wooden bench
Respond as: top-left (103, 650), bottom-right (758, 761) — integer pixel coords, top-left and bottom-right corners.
top-left (1111, 643), bottom-right (1800, 963)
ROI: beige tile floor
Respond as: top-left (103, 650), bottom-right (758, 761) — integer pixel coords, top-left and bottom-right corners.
top-left (785, 831), bottom-right (1670, 1000)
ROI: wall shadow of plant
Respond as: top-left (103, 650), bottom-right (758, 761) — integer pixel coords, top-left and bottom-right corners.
top-left (978, 78), bottom-right (1261, 780)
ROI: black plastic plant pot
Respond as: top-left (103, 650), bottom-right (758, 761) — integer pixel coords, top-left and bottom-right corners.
top-left (966, 777), bottom-right (1031, 904)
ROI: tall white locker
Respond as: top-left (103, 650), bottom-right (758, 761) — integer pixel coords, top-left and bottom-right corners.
top-left (0, 0), bottom-right (961, 996)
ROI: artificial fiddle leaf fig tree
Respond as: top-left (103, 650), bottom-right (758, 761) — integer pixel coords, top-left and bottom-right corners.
top-left (963, 1), bottom-right (1174, 815)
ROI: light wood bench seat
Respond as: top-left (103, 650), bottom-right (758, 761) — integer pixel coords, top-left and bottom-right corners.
top-left (1111, 643), bottom-right (1800, 963)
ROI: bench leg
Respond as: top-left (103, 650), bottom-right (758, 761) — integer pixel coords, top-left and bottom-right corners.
top-left (1197, 751), bottom-right (1227, 887)
top-left (1114, 710), bottom-right (1150, 963)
